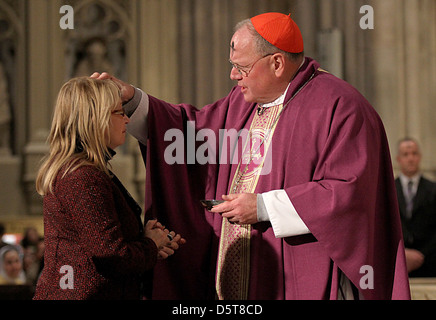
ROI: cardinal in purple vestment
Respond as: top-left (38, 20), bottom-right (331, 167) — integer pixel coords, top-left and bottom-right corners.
top-left (93, 12), bottom-right (410, 300)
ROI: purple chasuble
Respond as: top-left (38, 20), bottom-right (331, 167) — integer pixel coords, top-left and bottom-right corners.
top-left (140, 57), bottom-right (410, 300)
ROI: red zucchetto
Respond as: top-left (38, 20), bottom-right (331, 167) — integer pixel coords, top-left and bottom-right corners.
top-left (250, 12), bottom-right (304, 53)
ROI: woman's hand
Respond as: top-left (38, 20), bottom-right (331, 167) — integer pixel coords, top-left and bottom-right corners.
top-left (144, 219), bottom-right (170, 251)
top-left (144, 220), bottom-right (186, 259)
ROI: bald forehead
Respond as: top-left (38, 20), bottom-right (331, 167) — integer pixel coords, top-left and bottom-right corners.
top-left (230, 26), bottom-right (255, 57)
top-left (398, 140), bottom-right (420, 153)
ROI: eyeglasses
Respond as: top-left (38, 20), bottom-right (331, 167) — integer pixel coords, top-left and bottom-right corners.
top-left (229, 53), bottom-right (273, 77)
top-left (111, 109), bottom-right (126, 117)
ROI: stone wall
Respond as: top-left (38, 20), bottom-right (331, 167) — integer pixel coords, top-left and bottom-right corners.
top-left (0, 0), bottom-right (435, 221)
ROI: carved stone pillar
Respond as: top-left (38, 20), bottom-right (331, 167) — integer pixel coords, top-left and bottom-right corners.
top-left (370, 0), bottom-right (436, 178)
top-left (402, 0), bottom-right (436, 177)
top-left (0, 0), bottom-right (26, 216)
top-left (23, 0), bottom-right (63, 215)
top-left (294, 0), bottom-right (318, 58)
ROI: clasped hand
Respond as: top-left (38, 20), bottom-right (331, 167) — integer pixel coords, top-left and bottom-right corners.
top-left (144, 220), bottom-right (186, 259)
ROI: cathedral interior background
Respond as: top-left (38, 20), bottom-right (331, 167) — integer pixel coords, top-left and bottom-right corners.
top-left (0, 1), bottom-right (435, 287)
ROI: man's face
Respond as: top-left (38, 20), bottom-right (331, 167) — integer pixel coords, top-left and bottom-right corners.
top-left (229, 26), bottom-right (276, 104)
top-left (397, 140), bottom-right (421, 177)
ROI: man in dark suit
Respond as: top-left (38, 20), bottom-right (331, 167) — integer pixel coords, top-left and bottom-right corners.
top-left (395, 137), bottom-right (436, 277)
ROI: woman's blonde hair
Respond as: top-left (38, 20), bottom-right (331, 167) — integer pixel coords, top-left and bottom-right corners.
top-left (36, 77), bottom-right (121, 196)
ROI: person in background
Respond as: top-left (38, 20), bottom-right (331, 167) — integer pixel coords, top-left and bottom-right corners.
top-left (395, 137), bottom-right (436, 277)
top-left (0, 223), bottom-right (7, 249)
top-left (0, 244), bottom-right (26, 285)
top-left (20, 227), bottom-right (45, 286)
top-left (21, 227), bottom-right (41, 251)
top-left (33, 77), bottom-right (185, 300)
top-left (22, 237), bottom-right (45, 287)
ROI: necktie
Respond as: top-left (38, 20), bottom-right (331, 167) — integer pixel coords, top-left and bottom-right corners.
top-left (406, 180), bottom-right (414, 219)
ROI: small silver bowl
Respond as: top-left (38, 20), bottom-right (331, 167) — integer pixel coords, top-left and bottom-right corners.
top-left (200, 199), bottom-right (224, 211)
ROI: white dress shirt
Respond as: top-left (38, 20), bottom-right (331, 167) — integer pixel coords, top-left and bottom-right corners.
top-left (399, 173), bottom-right (420, 199)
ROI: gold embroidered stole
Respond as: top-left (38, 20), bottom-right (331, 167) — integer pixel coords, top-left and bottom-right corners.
top-left (216, 103), bottom-right (284, 300)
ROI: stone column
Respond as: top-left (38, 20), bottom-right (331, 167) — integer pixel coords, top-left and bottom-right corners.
top-left (294, 0), bottom-right (318, 59)
top-left (370, 0), bottom-right (436, 178)
top-left (0, 0), bottom-right (28, 217)
top-left (369, 0), bottom-right (407, 153)
top-left (23, 0), bottom-right (54, 215)
top-left (403, 0), bottom-right (436, 177)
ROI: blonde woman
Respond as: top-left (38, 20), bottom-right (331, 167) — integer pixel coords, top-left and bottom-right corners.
top-left (33, 77), bottom-right (184, 300)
